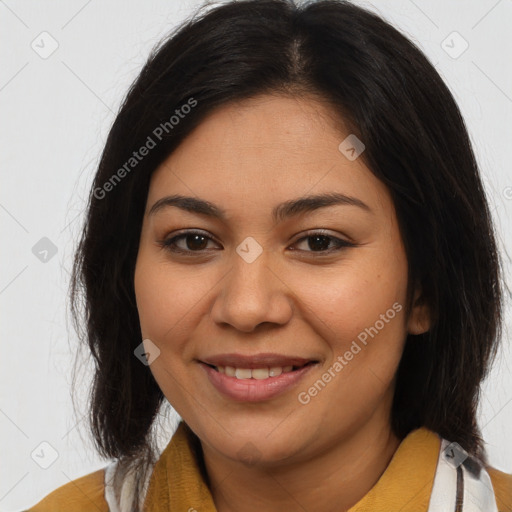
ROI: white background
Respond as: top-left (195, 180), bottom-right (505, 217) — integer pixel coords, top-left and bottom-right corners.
top-left (1, 0), bottom-right (511, 510)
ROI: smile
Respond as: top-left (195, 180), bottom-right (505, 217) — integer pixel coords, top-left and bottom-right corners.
top-left (198, 359), bottom-right (319, 402)
top-left (207, 362), bottom-right (314, 380)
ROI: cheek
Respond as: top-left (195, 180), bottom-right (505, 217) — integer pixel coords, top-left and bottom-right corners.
top-left (291, 245), bottom-right (408, 392)
top-left (133, 257), bottom-right (202, 412)
top-left (299, 261), bottom-right (407, 342)
top-left (293, 266), bottom-right (407, 429)
top-left (134, 256), bottom-right (207, 343)
top-left (134, 261), bottom-right (171, 340)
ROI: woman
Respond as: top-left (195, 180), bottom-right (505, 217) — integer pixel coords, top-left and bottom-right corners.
top-left (25, 0), bottom-right (512, 511)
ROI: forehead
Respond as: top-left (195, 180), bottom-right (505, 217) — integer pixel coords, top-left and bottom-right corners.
top-left (146, 94), bottom-right (392, 218)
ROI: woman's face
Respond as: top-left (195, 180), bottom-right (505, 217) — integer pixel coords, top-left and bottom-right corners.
top-left (134, 93), bottom-right (429, 466)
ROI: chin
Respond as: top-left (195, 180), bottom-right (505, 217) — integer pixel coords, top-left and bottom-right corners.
top-left (216, 431), bottom-right (305, 467)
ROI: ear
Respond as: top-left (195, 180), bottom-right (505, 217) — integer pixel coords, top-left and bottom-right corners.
top-left (407, 284), bottom-right (431, 335)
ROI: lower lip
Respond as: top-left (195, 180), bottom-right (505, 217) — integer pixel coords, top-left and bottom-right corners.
top-left (199, 362), bottom-right (317, 402)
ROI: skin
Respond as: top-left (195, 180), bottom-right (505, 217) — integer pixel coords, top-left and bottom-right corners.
top-left (134, 93), bottom-right (430, 512)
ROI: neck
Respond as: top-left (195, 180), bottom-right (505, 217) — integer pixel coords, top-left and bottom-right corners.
top-left (200, 415), bottom-right (401, 512)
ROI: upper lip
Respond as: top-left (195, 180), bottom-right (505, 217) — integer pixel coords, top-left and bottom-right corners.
top-left (199, 353), bottom-right (318, 369)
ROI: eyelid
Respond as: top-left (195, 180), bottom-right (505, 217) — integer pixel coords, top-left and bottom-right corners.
top-left (158, 228), bottom-right (221, 249)
top-left (158, 228), bottom-right (355, 255)
top-left (291, 230), bottom-right (355, 252)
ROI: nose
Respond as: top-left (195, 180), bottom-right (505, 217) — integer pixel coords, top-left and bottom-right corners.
top-left (209, 248), bottom-right (293, 333)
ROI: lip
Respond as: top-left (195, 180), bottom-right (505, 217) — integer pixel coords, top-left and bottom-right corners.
top-left (199, 352), bottom-right (317, 369)
top-left (198, 359), bottom-right (318, 402)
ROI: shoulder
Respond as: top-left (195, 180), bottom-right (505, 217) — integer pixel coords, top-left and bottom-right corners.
top-left (24, 467), bottom-right (109, 512)
top-left (487, 465), bottom-right (512, 511)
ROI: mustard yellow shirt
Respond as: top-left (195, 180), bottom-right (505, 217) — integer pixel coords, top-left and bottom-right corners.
top-left (25, 423), bottom-right (512, 511)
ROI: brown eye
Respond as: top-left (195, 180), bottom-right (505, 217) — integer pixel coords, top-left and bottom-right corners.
top-left (291, 231), bottom-right (354, 254)
top-left (159, 229), bottom-right (354, 257)
top-left (161, 230), bottom-right (219, 254)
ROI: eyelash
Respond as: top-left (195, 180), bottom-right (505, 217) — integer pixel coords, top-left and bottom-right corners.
top-left (158, 229), bottom-right (355, 256)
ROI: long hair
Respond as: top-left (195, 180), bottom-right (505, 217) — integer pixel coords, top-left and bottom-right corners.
top-left (69, 0), bottom-right (505, 509)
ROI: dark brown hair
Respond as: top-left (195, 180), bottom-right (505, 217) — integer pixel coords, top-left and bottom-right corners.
top-left (69, 0), bottom-right (505, 509)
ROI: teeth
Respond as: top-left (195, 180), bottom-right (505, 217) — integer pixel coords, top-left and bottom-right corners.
top-left (269, 366), bottom-right (282, 377)
top-left (219, 365), bottom-right (295, 379)
top-left (235, 368), bottom-right (252, 379)
top-left (252, 368), bottom-right (269, 379)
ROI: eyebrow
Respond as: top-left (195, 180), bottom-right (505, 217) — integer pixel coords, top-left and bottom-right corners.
top-left (148, 192), bottom-right (372, 223)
